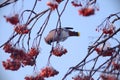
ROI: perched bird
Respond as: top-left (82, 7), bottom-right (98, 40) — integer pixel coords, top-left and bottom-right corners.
top-left (44, 27), bottom-right (80, 45)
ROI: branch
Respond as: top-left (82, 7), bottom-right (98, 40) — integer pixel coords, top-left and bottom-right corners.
top-left (0, 0), bottom-right (18, 8)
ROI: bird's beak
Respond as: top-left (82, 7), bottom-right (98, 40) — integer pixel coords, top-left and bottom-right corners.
top-left (47, 41), bottom-right (51, 45)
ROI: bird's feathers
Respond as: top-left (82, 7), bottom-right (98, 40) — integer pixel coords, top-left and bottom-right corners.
top-left (45, 27), bottom-right (79, 45)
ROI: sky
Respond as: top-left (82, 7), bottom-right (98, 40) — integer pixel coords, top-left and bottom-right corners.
top-left (0, 0), bottom-right (120, 80)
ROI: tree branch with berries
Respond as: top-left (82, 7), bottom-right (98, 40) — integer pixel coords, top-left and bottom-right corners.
top-left (0, 0), bottom-right (120, 80)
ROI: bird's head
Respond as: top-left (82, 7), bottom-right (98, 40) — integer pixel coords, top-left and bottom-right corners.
top-left (44, 37), bottom-right (52, 45)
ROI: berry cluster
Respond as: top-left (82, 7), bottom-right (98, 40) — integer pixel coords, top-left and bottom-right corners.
top-left (96, 19), bottom-right (115, 35)
top-left (46, 0), bottom-right (63, 10)
top-left (39, 66), bottom-right (59, 78)
top-left (24, 66), bottom-right (58, 80)
top-left (72, 75), bottom-right (94, 80)
top-left (4, 14), bottom-right (29, 34)
top-left (95, 42), bottom-right (115, 57)
top-left (112, 61), bottom-right (120, 70)
top-left (78, 7), bottom-right (95, 16)
top-left (14, 24), bottom-right (29, 34)
top-left (71, 0), bottom-right (99, 16)
top-left (25, 75), bottom-right (44, 80)
top-left (95, 47), bottom-right (115, 57)
top-left (71, 1), bottom-right (82, 7)
top-left (2, 59), bottom-right (21, 71)
top-left (4, 14), bottom-right (19, 25)
top-left (102, 26), bottom-right (115, 35)
top-left (2, 43), bottom-right (39, 70)
top-left (51, 45), bottom-right (67, 57)
top-left (100, 74), bottom-right (117, 80)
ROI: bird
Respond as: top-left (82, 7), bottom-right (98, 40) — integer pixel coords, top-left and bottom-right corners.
top-left (44, 27), bottom-right (80, 45)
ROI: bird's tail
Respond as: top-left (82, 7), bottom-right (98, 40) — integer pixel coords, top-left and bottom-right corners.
top-left (69, 31), bottom-right (80, 36)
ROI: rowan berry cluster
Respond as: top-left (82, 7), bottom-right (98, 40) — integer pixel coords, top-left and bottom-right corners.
top-left (25, 75), bottom-right (44, 80)
top-left (2, 42), bottom-right (39, 71)
top-left (71, 0), bottom-right (99, 16)
top-left (72, 75), bottom-right (94, 80)
top-left (102, 26), bottom-right (115, 35)
top-left (112, 61), bottom-right (120, 70)
top-left (46, 0), bottom-right (63, 10)
top-left (96, 19), bottom-right (115, 35)
top-left (94, 41), bottom-right (116, 57)
top-left (100, 74), bottom-right (117, 80)
top-left (51, 44), bottom-right (67, 57)
top-left (14, 24), bottom-right (29, 34)
top-left (71, 0), bottom-right (82, 7)
top-left (4, 14), bottom-right (29, 34)
top-left (24, 66), bottom-right (59, 80)
top-left (2, 59), bottom-right (21, 71)
top-left (95, 47), bottom-right (115, 57)
top-left (39, 66), bottom-right (59, 78)
top-left (4, 14), bottom-right (19, 25)
top-left (78, 7), bottom-right (95, 16)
